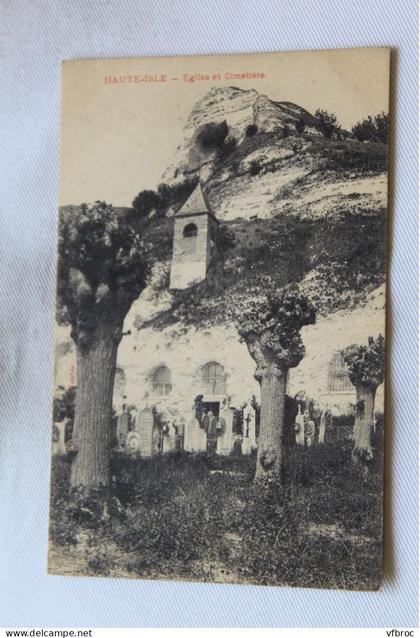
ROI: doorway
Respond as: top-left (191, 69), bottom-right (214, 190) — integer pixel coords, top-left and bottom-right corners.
top-left (202, 401), bottom-right (220, 418)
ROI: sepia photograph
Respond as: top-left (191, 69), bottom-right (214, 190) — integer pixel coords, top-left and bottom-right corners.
top-left (48, 48), bottom-right (390, 590)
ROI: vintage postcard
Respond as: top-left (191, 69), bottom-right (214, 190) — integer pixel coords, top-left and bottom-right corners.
top-left (49, 48), bottom-right (390, 589)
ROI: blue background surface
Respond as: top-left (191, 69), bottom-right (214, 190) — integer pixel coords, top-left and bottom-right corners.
top-left (0, 0), bottom-right (418, 628)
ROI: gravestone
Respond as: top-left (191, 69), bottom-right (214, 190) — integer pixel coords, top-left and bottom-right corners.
top-left (135, 407), bottom-right (154, 457)
top-left (52, 421), bottom-right (66, 456)
top-left (319, 410), bottom-right (326, 444)
top-left (117, 410), bottom-right (130, 448)
top-left (184, 415), bottom-right (206, 452)
top-left (241, 402), bottom-right (257, 455)
top-left (216, 407), bottom-right (234, 455)
top-left (295, 405), bottom-right (305, 445)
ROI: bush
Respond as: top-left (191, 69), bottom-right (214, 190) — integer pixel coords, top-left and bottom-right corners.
top-left (295, 118), bottom-right (305, 135)
top-left (306, 138), bottom-right (387, 172)
top-left (49, 457), bottom-right (79, 546)
top-left (221, 135), bottom-right (237, 156)
top-left (315, 109), bottom-right (338, 139)
top-left (156, 177), bottom-right (198, 211)
top-left (352, 112), bottom-right (388, 144)
top-left (49, 456), bottom-right (126, 547)
top-left (249, 159), bottom-right (262, 175)
top-left (216, 224), bottom-right (235, 251)
top-left (53, 387), bottom-right (76, 442)
top-left (132, 189), bottom-right (161, 218)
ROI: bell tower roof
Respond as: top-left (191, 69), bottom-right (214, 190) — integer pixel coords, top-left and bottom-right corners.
top-left (175, 182), bottom-right (217, 219)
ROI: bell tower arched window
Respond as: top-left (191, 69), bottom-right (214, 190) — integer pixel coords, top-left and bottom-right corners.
top-left (201, 361), bottom-right (226, 395)
top-left (152, 366), bottom-right (172, 396)
top-left (183, 223), bottom-right (198, 238)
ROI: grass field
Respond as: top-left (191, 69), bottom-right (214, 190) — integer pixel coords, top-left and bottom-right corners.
top-left (49, 439), bottom-right (383, 590)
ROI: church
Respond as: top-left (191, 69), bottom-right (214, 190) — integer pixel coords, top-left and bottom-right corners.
top-left (53, 183), bottom-right (385, 458)
top-left (113, 182), bottom-right (261, 458)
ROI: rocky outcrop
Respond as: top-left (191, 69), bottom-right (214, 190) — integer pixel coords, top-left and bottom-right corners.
top-left (163, 87), bottom-right (321, 180)
top-left (253, 96), bottom-right (317, 132)
top-left (161, 86), bottom-right (386, 224)
top-left (163, 87), bottom-right (258, 180)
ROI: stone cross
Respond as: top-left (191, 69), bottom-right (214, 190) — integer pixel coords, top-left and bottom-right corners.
top-left (244, 412), bottom-right (251, 438)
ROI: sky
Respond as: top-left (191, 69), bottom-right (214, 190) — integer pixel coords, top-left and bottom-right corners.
top-left (60, 48), bottom-right (390, 206)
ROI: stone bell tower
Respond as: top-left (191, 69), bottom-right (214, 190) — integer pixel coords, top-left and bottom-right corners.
top-left (169, 183), bottom-right (219, 289)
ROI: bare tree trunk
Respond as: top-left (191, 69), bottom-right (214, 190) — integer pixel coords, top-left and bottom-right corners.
top-left (254, 364), bottom-right (288, 484)
top-left (70, 321), bottom-right (121, 490)
top-left (353, 384), bottom-right (376, 463)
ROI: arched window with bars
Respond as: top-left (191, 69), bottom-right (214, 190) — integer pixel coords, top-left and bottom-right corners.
top-left (327, 353), bottom-right (353, 393)
top-left (152, 365), bottom-right (172, 396)
top-left (201, 361), bottom-right (226, 396)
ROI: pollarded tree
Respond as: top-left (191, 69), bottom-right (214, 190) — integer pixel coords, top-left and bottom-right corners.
top-left (57, 201), bottom-right (153, 490)
top-left (342, 335), bottom-right (385, 463)
top-left (234, 286), bottom-right (316, 484)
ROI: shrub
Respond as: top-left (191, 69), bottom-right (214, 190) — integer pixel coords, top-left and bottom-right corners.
top-left (132, 189), bottom-right (160, 218)
top-left (53, 387), bottom-right (76, 442)
top-left (221, 135), bottom-right (237, 156)
top-left (373, 112), bottom-right (388, 144)
top-left (295, 118), bottom-right (305, 135)
top-left (49, 457), bottom-right (78, 546)
top-left (315, 109), bottom-right (338, 139)
top-left (306, 138), bottom-right (387, 172)
top-left (216, 224), bottom-right (235, 251)
top-left (49, 456), bottom-right (126, 547)
top-left (352, 112), bottom-right (388, 144)
top-left (156, 177), bottom-right (198, 211)
top-left (249, 159), bottom-right (262, 175)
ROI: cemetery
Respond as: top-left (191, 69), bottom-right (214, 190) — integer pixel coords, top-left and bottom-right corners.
top-left (53, 184), bottom-right (384, 463)
top-left (50, 92), bottom-right (387, 587)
